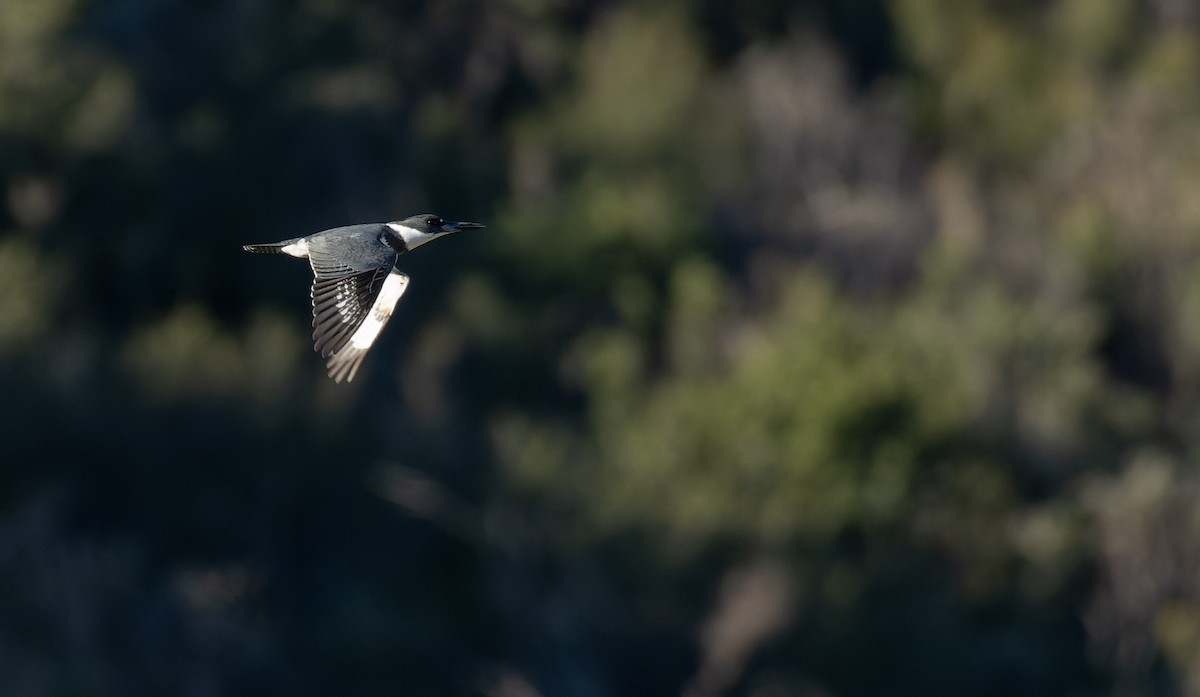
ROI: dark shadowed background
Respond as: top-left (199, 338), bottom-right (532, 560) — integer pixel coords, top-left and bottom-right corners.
top-left (3, 0), bottom-right (1199, 695)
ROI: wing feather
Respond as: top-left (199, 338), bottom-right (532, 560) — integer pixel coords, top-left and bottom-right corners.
top-left (311, 267), bottom-right (389, 357)
top-left (321, 271), bottom-right (410, 382)
top-left (306, 243), bottom-right (405, 382)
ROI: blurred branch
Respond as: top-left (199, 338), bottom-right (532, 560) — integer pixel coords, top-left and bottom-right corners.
top-left (371, 463), bottom-right (483, 543)
top-left (683, 560), bottom-right (798, 697)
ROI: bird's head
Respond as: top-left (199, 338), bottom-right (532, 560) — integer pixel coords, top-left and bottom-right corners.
top-left (388, 214), bottom-right (485, 251)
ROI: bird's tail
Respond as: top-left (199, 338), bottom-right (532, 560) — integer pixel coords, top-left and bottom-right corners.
top-left (242, 242), bottom-right (289, 253)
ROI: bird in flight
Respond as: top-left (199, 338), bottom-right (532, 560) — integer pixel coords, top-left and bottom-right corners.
top-left (244, 214), bottom-right (485, 382)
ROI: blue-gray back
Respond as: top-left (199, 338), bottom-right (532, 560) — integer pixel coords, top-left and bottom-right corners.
top-left (306, 223), bottom-right (396, 274)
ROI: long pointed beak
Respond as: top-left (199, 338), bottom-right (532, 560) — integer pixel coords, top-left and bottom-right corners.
top-left (450, 221), bottom-right (485, 231)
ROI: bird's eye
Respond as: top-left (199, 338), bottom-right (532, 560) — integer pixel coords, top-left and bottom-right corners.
top-left (429, 217), bottom-right (443, 228)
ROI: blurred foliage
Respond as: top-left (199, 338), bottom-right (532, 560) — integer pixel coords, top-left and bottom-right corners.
top-left (5, 0), bottom-right (1200, 695)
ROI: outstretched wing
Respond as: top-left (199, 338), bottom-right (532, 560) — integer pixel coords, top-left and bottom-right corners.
top-left (321, 270), bottom-right (409, 382)
top-left (308, 244), bottom-right (407, 383)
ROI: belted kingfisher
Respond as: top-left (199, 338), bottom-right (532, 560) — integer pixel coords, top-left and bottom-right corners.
top-left (243, 214), bottom-right (485, 383)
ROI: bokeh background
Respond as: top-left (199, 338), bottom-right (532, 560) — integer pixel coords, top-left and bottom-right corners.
top-left (3, 0), bottom-right (1200, 694)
